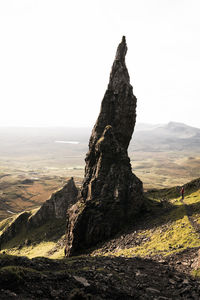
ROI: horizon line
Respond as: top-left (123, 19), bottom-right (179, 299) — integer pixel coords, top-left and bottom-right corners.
top-left (0, 121), bottom-right (199, 130)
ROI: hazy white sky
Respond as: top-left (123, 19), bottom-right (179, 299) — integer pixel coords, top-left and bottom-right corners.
top-left (0, 0), bottom-right (200, 128)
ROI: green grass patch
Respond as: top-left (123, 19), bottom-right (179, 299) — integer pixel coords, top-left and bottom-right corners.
top-left (2, 217), bottom-right (66, 250)
top-left (191, 268), bottom-right (200, 278)
top-left (1, 209), bottom-right (66, 259)
top-left (184, 190), bottom-right (200, 205)
top-left (104, 190), bottom-right (200, 258)
top-left (5, 241), bottom-right (57, 258)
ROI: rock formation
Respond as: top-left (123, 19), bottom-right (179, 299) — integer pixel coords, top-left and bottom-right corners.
top-left (0, 178), bottom-right (78, 246)
top-left (28, 177), bottom-right (78, 227)
top-left (65, 36), bottom-right (144, 256)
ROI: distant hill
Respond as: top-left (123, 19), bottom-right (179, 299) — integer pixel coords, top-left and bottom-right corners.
top-left (135, 122), bottom-right (200, 139)
top-left (132, 122), bottom-right (200, 152)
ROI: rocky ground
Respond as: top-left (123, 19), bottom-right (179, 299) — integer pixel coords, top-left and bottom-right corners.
top-left (1, 182), bottom-right (200, 299)
top-left (0, 250), bottom-right (200, 300)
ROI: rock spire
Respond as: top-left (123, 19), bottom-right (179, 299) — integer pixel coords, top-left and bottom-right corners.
top-left (66, 36), bottom-right (144, 256)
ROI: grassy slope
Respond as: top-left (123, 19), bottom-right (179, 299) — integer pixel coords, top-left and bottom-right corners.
top-left (111, 192), bottom-right (200, 258)
top-left (1, 179), bottom-right (200, 265)
top-left (93, 184), bottom-right (200, 259)
top-left (0, 209), bottom-right (66, 259)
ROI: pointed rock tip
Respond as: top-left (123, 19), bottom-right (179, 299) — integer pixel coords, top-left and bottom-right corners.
top-left (122, 35), bottom-right (126, 43)
top-left (64, 177), bottom-right (76, 189)
top-left (115, 36), bottom-right (127, 62)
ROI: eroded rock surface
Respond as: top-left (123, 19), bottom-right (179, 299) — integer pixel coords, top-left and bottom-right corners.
top-left (29, 177), bottom-right (78, 227)
top-left (66, 36), bottom-right (144, 256)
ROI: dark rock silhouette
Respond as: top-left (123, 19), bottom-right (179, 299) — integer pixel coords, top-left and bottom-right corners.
top-left (66, 36), bottom-right (144, 256)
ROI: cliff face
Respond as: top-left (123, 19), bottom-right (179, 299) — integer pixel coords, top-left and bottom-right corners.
top-left (66, 37), bottom-right (144, 256)
top-left (28, 177), bottom-right (78, 227)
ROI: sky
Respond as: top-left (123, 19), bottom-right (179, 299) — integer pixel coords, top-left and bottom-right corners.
top-left (0, 0), bottom-right (200, 128)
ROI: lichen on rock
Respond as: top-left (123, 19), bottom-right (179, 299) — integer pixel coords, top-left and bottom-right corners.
top-left (65, 36), bottom-right (144, 256)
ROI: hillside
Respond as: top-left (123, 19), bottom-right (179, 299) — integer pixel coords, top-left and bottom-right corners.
top-left (0, 178), bottom-right (78, 259)
top-left (93, 178), bottom-right (200, 258)
top-left (1, 178), bottom-right (200, 259)
top-left (0, 178), bottom-right (200, 298)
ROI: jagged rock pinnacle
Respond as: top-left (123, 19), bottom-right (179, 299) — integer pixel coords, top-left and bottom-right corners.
top-left (82, 36), bottom-right (137, 201)
top-left (65, 37), bottom-right (144, 256)
top-left (88, 36), bottom-right (135, 152)
top-left (115, 36), bottom-right (127, 61)
top-left (109, 36), bottom-right (130, 91)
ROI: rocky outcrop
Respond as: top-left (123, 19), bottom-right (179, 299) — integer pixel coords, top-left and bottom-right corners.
top-left (0, 178), bottom-right (78, 246)
top-left (28, 177), bottom-right (78, 227)
top-left (0, 212), bottom-right (31, 245)
top-left (66, 36), bottom-right (144, 256)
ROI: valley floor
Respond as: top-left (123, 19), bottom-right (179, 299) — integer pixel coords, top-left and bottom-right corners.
top-left (0, 150), bottom-right (199, 220)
